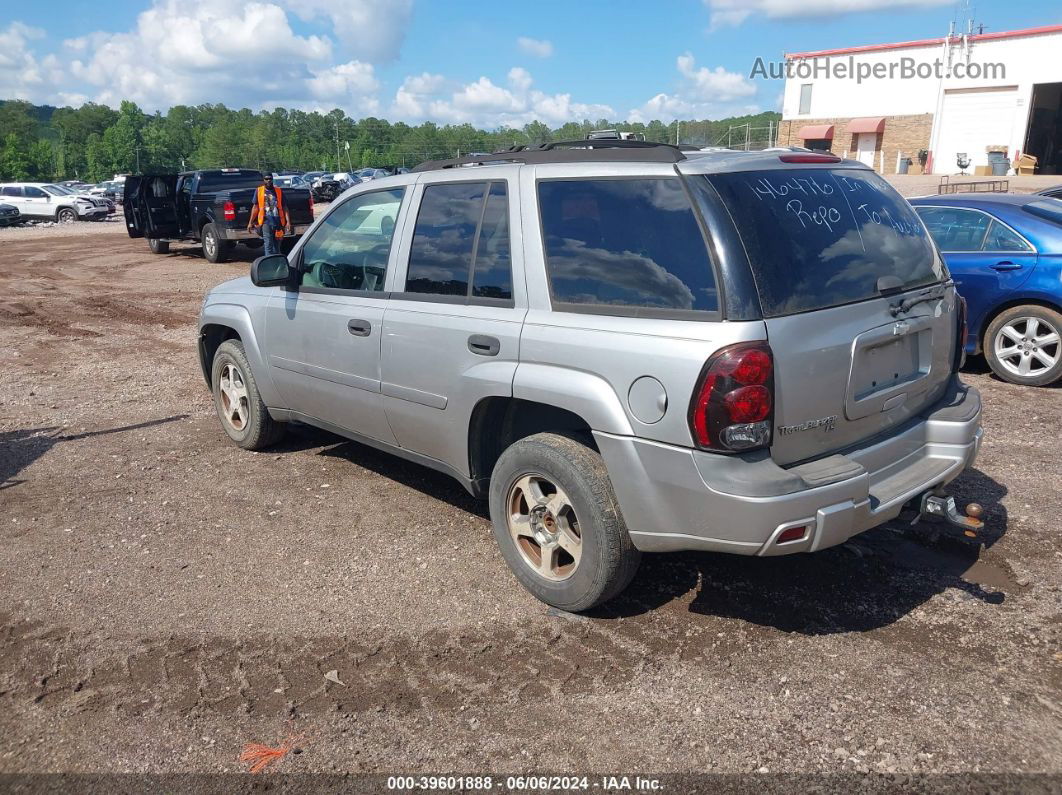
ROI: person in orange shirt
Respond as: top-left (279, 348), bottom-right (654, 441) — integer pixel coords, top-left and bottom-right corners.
top-left (247, 174), bottom-right (294, 256)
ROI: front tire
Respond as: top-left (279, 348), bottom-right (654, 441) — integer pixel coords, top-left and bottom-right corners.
top-left (211, 339), bottom-right (285, 450)
top-left (148, 238), bottom-right (170, 254)
top-left (489, 432), bottom-right (641, 611)
top-left (984, 305), bottom-right (1062, 386)
top-left (201, 223), bottom-right (230, 263)
top-left (56, 207), bottom-right (77, 224)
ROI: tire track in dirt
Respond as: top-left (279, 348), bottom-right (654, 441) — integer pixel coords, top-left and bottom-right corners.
top-left (0, 615), bottom-right (681, 725)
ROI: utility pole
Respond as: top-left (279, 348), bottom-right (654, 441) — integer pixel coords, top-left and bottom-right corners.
top-left (135, 144), bottom-right (142, 172)
top-left (334, 121), bottom-right (341, 172)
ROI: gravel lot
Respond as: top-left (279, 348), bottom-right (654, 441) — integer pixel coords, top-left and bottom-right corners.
top-left (0, 223), bottom-right (1060, 782)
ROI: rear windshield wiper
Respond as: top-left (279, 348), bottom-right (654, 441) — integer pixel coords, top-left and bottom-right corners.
top-left (890, 283), bottom-right (948, 316)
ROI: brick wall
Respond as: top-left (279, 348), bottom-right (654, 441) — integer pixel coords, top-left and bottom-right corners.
top-left (777, 114), bottom-right (934, 174)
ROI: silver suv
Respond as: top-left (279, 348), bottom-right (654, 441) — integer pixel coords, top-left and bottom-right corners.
top-left (198, 142), bottom-right (983, 611)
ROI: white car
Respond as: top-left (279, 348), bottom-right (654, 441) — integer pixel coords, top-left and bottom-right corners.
top-left (0, 183), bottom-right (109, 222)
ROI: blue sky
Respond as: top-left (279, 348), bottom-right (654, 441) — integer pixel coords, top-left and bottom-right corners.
top-left (2, 0), bottom-right (1058, 127)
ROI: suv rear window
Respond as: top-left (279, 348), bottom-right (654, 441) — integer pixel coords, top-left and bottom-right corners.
top-left (707, 168), bottom-right (942, 317)
top-left (538, 178), bottom-right (718, 314)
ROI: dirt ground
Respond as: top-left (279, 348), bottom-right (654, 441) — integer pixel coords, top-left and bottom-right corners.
top-left (0, 222), bottom-right (1060, 783)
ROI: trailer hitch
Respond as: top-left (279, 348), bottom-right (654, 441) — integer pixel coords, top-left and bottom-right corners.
top-left (919, 491), bottom-right (984, 536)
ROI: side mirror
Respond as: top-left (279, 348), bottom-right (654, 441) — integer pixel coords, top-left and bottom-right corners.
top-left (250, 254), bottom-right (294, 288)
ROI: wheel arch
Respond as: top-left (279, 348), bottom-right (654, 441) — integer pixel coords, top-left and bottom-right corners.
top-left (467, 397), bottom-right (596, 498)
top-left (197, 303), bottom-right (284, 407)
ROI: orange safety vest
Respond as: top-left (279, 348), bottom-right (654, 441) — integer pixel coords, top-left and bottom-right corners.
top-left (254, 185), bottom-right (287, 237)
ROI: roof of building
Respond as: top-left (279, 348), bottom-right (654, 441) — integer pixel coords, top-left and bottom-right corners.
top-left (786, 23), bottom-right (1062, 60)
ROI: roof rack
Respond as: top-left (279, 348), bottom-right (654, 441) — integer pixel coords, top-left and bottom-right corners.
top-left (411, 140), bottom-right (694, 172)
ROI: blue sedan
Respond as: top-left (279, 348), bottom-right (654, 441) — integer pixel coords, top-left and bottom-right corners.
top-left (910, 194), bottom-right (1062, 386)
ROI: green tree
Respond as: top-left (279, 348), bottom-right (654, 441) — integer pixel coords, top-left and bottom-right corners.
top-left (0, 133), bottom-right (31, 181)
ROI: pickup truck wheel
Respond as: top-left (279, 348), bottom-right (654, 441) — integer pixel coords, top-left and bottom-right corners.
top-left (56, 207), bottom-right (77, 224)
top-left (201, 223), bottom-right (229, 263)
top-left (489, 432), bottom-right (640, 611)
top-left (211, 339), bottom-right (285, 450)
top-left (985, 305), bottom-right (1062, 386)
top-left (148, 238), bottom-right (170, 254)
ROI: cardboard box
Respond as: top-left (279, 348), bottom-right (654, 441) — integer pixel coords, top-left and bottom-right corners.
top-left (1014, 153), bottom-right (1038, 174)
top-left (974, 165), bottom-right (991, 176)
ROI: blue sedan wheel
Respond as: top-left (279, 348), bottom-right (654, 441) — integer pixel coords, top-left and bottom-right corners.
top-left (985, 305), bottom-right (1062, 386)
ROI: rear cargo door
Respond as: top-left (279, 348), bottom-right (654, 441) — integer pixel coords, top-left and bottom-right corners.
top-left (706, 166), bottom-right (957, 465)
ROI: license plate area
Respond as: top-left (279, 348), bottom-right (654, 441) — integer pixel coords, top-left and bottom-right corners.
top-left (846, 317), bottom-right (934, 420)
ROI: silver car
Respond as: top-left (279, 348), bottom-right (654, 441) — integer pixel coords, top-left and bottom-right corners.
top-left (198, 143), bottom-right (983, 610)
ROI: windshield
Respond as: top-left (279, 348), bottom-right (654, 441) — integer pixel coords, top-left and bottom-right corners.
top-left (43, 185), bottom-right (72, 196)
top-left (705, 168), bottom-right (943, 317)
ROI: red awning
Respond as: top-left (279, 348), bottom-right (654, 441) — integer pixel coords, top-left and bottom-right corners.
top-left (796, 124), bottom-right (834, 140)
top-left (848, 116), bottom-right (886, 134)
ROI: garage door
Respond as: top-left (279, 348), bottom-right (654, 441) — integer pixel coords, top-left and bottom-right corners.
top-left (935, 87), bottom-right (1018, 174)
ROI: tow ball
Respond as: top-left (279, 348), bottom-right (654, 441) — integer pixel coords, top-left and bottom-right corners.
top-left (919, 490), bottom-right (984, 537)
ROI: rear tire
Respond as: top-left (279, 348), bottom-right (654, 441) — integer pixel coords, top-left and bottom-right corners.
top-left (984, 305), bottom-right (1062, 386)
top-left (201, 223), bottom-right (229, 263)
top-left (148, 238), bottom-right (170, 254)
top-left (489, 432), bottom-right (641, 611)
top-left (211, 339), bottom-right (285, 450)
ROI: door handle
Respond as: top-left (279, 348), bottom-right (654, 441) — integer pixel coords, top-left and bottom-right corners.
top-left (347, 319), bottom-right (371, 337)
top-left (990, 260), bottom-right (1022, 271)
top-left (468, 334), bottom-right (500, 356)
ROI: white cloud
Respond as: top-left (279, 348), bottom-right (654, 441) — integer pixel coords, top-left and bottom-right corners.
top-left (64, 0), bottom-right (339, 109)
top-left (281, 0), bottom-right (412, 62)
top-left (307, 60), bottom-right (379, 100)
top-left (704, 0), bottom-right (952, 29)
top-left (629, 54), bottom-right (757, 122)
top-left (0, 22), bottom-right (65, 102)
top-left (394, 67), bottom-right (613, 128)
top-left (516, 37), bottom-right (553, 58)
top-left (676, 53), bottom-right (756, 101)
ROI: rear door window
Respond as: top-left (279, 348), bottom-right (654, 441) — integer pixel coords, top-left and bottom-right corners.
top-left (707, 168), bottom-right (942, 317)
top-left (914, 207), bottom-right (990, 251)
top-left (404, 181), bottom-right (513, 302)
top-left (538, 178), bottom-right (718, 314)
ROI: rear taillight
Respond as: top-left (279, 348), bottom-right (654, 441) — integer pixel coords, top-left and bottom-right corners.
top-left (223, 200), bottom-right (236, 221)
top-left (689, 342), bottom-right (774, 453)
top-left (309, 194), bottom-right (314, 216)
top-left (954, 294), bottom-right (968, 371)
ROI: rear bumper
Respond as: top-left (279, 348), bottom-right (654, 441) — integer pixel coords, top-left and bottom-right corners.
top-left (216, 224), bottom-right (312, 241)
top-left (596, 377), bottom-right (982, 555)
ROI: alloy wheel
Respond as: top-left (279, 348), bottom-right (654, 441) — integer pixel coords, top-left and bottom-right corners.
top-left (506, 474), bottom-right (582, 582)
top-left (994, 316), bottom-right (1061, 378)
top-left (218, 363), bottom-right (250, 431)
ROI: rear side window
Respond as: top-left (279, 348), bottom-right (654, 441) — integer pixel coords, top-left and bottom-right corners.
top-left (708, 169), bottom-right (941, 317)
top-left (538, 178), bottom-right (718, 314)
top-left (405, 181), bottom-right (513, 301)
top-left (1, 187), bottom-right (21, 197)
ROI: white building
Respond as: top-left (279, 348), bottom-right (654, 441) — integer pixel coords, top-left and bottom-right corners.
top-left (778, 23), bottom-right (1062, 175)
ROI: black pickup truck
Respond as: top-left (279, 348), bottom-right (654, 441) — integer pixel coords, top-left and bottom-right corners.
top-left (123, 169), bottom-right (314, 263)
